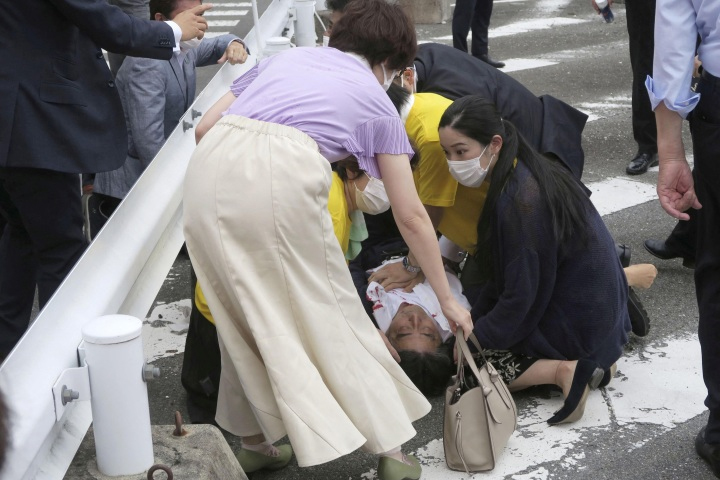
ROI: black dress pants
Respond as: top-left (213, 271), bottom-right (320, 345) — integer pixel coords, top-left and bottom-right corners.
top-left (452, 0), bottom-right (493, 57)
top-left (665, 201), bottom-right (697, 261)
top-left (690, 70), bottom-right (720, 445)
top-left (0, 167), bottom-right (86, 357)
top-left (626, 0), bottom-right (658, 154)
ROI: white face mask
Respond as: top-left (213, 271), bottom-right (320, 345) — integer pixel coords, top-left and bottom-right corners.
top-left (447, 144), bottom-right (492, 188)
top-left (380, 63), bottom-right (398, 92)
top-left (355, 175), bottom-right (391, 214)
top-left (322, 35), bottom-right (330, 47)
top-left (180, 37), bottom-right (202, 51)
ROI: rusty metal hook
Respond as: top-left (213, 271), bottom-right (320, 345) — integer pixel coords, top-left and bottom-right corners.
top-left (147, 464), bottom-right (173, 480)
top-left (173, 410), bottom-right (187, 437)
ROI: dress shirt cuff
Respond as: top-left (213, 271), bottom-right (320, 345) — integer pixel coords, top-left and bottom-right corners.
top-left (645, 75), bottom-right (700, 119)
top-left (165, 21), bottom-right (182, 53)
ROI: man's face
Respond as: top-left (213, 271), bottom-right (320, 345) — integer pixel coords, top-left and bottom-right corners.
top-left (325, 10), bottom-right (344, 37)
top-left (386, 303), bottom-right (443, 353)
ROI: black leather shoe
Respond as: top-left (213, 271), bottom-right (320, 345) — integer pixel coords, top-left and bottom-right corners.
top-left (477, 54), bottom-right (505, 68)
top-left (627, 287), bottom-right (650, 337)
top-left (626, 152), bottom-right (658, 175)
top-left (644, 239), bottom-right (696, 268)
top-left (615, 243), bottom-right (631, 268)
top-left (695, 427), bottom-right (720, 478)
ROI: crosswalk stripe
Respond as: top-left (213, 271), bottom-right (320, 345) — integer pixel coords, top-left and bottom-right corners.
top-left (208, 19), bottom-right (240, 27)
top-left (500, 58), bottom-right (558, 73)
top-left (431, 17), bottom-right (588, 41)
top-left (204, 31), bottom-right (232, 38)
top-left (204, 10), bottom-right (249, 16)
top-left (588, 177), bottom-right (658, 216)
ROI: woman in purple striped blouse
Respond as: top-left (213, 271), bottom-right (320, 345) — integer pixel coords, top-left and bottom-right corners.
top-left (182, 1), bottom-right (473, 478)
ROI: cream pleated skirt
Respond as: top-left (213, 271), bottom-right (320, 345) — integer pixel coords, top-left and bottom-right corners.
top-left (182, 115), bottom-right (431, 467)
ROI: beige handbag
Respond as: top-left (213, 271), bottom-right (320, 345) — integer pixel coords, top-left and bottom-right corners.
top-left (443, 333), bottom-right (517, 473)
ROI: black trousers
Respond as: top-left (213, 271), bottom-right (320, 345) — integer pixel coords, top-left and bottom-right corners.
top-left (626, 0), bottom-right (658, 154)
top-left (0, 167), bottom-right (86, 356)
top-left (665, 200), bottom-right (697, 261)
top-left (452, 0), bottom-right (494, 57)
top-left (691, 70), bottom-right (720, 444)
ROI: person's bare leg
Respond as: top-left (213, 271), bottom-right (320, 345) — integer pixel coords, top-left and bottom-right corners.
top-left (508, 359), bottom-right (577, 396)
top-left (624, 263), bottom-right (658, 289)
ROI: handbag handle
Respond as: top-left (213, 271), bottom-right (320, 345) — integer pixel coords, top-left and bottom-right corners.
top-left (455, 334), bottom-right (514, 411)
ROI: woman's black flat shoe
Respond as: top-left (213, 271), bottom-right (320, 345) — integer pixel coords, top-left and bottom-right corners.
top-left (547, 359), bottom-right (604, 425)
top-left (596, 363), bottom-right (617, 389)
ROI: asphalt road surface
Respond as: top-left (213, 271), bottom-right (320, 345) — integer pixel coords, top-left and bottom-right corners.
top-left (71, 0), bottom-right (715, 478)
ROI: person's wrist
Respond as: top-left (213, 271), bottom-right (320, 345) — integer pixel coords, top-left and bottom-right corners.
top-left (402, 255), bottom-right (421, 274)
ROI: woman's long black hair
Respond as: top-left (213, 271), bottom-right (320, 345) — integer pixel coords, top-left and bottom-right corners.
top-left (438, 96), bottom-right (589, 279)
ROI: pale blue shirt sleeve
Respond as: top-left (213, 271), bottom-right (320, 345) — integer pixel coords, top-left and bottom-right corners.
top-left (645, 0), bottom-right (700, 119)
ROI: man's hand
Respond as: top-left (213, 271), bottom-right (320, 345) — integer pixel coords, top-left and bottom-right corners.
top-left (368, 261), bottom-right (422, 292)
top-left (657, 159), bottom-right (701, 219)
top-left (219, 41), bottom-right (248, 65)
top-left (174, 4), bottom-right (212, 41)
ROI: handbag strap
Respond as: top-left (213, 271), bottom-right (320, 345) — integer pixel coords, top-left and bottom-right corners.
top-left (456, 334), bottom-right (514, 411)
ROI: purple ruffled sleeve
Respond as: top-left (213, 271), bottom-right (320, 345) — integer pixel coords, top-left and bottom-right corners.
top-left (230, 64), bottom-right (259, 98)
top-left (342, 116), bottom-right (415, 179)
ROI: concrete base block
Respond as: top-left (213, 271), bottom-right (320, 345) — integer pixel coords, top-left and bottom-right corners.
top-left (400, 0), bottom-right (452, 25)
top-left (65, 424), bottom-right (248, 480)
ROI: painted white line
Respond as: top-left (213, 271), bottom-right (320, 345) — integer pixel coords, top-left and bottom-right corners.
top-left (579, 95), bottom-right (632, 124)
top-left (209, 19), bottom-right (240, 27)
top-left (203, 31), bottom-right (231, 38)
top-left (388, 336), bottom-right (706, 479)
top-left (490, 17), bottom-right (588, 38)
top-left (500, 58), bottom-right (558, 73)
top-left (143, 299), bottom-right (191, 361)
top-left (431, 17), bottom-right (588, 42)
top-left (588, 177), bottom-right (658, 216)
top-left (204, 9), bottom-right (249, 16)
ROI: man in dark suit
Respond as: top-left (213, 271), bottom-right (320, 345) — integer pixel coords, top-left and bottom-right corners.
top-left (452, 0), bottom-right (504, 68)
top-left (0, 0), bottom-right (210, 359)
top-left (414, 42), bottom-right (588, 182)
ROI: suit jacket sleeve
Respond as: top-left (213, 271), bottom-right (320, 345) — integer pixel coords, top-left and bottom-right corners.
top-left (194, 35), bottom-right (244, 68)
top-left (48, 0), bottom-right (175, 58)
top-left (123, 59), bottom-right (168, 168)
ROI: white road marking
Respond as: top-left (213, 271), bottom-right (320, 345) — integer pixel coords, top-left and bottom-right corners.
top-left (203, 31), bottom-right (231, 38)
top-left (588, 177), bottom-right (658, 216)
top-left (204, 9), bottom-right (249, 16)
top-left (578, 95), bottom-right (633, 123)
top-left (143, 300), bottom-right (191, 362)
top-left (500, 58), bottom-right (558, 73)
top-left (431, 17), bottom-right (588, 42)
top-left (208, 19), bottom-right (240, 27)
top-left (367, 336), bottom-right (706, 479)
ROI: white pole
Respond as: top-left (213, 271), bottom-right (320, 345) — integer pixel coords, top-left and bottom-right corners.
top-left (294, 0), bottom-right (317, 47)
top-left (82, 315), bottom-right (154, 476)
top-left (251, 0), bottom-right (265, 57)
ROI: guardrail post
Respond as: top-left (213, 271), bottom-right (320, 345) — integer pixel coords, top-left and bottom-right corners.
top-left (294, 0), bottom-right (317, 47)
top-left (82, 315), bottom-right (155, 476)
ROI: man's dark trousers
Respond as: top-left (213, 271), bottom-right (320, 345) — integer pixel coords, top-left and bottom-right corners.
top-left (691, 70), bottom-right (720, 445)
top-left (0, 168), bottom-right (86, 357)
top-left (452, 0), bottom-right (493, 57)
top-left (626, 0), bottom-right (658, 155)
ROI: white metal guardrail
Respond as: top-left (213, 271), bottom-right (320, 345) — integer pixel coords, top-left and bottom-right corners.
top-left (0, 0), bottom-right (313, 477)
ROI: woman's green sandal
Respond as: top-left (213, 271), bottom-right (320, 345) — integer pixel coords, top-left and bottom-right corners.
top-left (236, 444), bottom-right (293, 473)
top-left (377, 454), bottom-right (422, 480)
